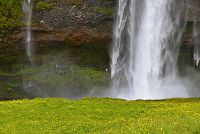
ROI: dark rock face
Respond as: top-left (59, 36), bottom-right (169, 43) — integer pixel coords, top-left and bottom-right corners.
top-left (9, 0), bottom-right (116, 45)
top-left (186, 0), bottom-right (200, 21)
top-left (33, 0), bottom-right (116, 31)
top-left (84, 0), bottom-right (117, 7)
top-left (32, 0), bottom-right (200, 29)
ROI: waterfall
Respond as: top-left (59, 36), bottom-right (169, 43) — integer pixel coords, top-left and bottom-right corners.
top-left (111, 0), bottom-right (190, 100)
top-left (22, 0), bottom-right (34, 94)
top-left (192, 0), bottom-right (200, 66)
top-left (193, 21), bottom-right (200, 67)
top-left (22, 0), bottom-right (33, 63)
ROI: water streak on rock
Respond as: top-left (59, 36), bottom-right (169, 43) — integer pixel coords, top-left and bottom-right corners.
top-left (23, 0), bottom-right (33, 63)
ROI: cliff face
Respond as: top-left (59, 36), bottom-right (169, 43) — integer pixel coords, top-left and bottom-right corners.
top-left (32, 0), bottom-right (200, 29)
top-left (0, 0), bottom-right (200, 100)
top-left (7, 0), bottom-right (117, 45)
top-left (33, 0), bottom-right (116, 29)
top-left (30, 0), bottom-right (200, 45)
top-left (1, 0), bottom-right (200, 45)
top-left (186, 0), bottom-right (200, 21)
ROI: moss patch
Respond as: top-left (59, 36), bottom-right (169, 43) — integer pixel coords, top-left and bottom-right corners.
top-left (21, 65), bottom-right (109, 94)
top-left (95, 7), bottom-right (114, 15)
top-left (0, 81), bottom-right (15, 98)
top-left (0, 0), bottom-right (23, 38)
top-left (35, 1), bottom-right (53, 11)
top-left (0, 0), bottom-right (54, 38)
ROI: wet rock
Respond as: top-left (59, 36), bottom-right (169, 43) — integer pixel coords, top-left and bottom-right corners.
top-left (9, 25), bottom-right (111, 46)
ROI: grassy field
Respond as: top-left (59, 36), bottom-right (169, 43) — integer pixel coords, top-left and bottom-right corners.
top-left (0, 98), bottom-right (199, 134)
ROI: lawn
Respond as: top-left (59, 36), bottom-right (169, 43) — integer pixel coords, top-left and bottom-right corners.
top-left (0, 98), bottom-right (199, 134)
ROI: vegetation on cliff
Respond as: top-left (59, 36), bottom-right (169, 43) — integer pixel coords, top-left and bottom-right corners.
top-left (0, 0), bottom-right (22, 38)
top-left (0, 41), bottom-right (110, 99)
top-left (0, 0), bottom-right (115, 41)
top-left (0, 0), bottom-right (37, 32)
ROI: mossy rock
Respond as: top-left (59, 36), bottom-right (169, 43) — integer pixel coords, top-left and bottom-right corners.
top-left (35, 0), bottom-right (54, 11)
top-left (20, 64), bottom-right (110, 98)
top-left (95, 7), bottom-right (114, 15)
top-left (0, 80), bottom-right (16, 99)
top-left (0, 44), bottom-right (22, 72)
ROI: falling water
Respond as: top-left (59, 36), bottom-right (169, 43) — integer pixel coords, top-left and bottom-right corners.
top-left (22, 0), bottom-right (33, 63)
top-left (111, 0), bottom-right (192, 100)
top-left (193, 22), bottom-right (200, 67)
top-left (22, 0), bottom-right (34, 94)
top-left (192, 1), bottom-right (200, 66)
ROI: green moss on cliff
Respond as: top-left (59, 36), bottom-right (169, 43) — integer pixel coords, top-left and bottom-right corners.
top-left (0, 44), bottom-right (22, 72)
top-left (35, 1), bottom-right (53, 11)
top-left (21, 65), bottom-right (109, 92)
top-left (0, 80), bottom-right (17, 99)
top-left (0, 0), bottom-right (23, 38)
top-left (95, 7), bottom-right (114, 15)
top-left (0, 0), bottom-right (54, 38)
top-left (0, 0), bottom-right (22, 24)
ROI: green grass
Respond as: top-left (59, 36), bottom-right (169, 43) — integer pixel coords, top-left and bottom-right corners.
top-left (0, 98), bottom-right (199, 134)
